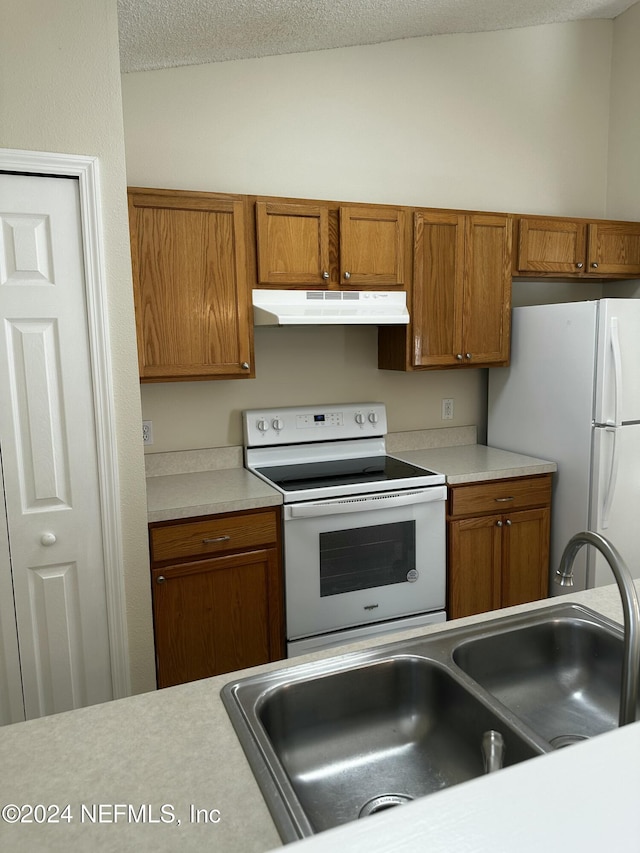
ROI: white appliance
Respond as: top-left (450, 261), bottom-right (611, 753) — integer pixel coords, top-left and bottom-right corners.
top-left (488, 299), bottom-right (640, 591)
top-left (243, 403), bottom-right (447, 655)
top-left (252, 289), bottom-right (410, 325)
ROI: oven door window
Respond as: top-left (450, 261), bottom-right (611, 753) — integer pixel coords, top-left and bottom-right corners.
top-left (319, 520), bottom-right (415, 597)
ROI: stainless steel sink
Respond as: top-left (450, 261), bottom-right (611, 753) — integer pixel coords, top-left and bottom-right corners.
top-left (452, 611), bottom-right (632, 746)
top-left (222, 603), bottom-right (626, 843)
top-left (256, 656), bottom-right (539, 836)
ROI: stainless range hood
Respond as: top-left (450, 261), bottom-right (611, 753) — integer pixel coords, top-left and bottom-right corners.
top-left (252, 289), bottom-right (410, 326)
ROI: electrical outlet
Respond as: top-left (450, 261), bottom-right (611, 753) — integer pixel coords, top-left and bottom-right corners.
top-left (142, 420), bottom-right (154, 446)
top-left (441, 398), bottom-right (454, 420)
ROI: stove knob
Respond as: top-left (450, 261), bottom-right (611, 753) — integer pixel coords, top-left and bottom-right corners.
top-left (256, 418), bottom-right (269, 433)
top-left (272, 417), bottom-right (283, 431)
top-left (368, 412), bottom-right (379, 425)
top-left (355, 412), bottom-right (365, 425)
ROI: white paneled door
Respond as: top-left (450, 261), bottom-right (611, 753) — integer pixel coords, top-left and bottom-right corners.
top-left (0, 173), bottom-right (113, 721)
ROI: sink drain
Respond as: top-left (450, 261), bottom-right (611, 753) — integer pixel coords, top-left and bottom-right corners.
top-left (550, 734), bottom-right (588, 749)
top-left (359, 794), bottom-right (414, 818)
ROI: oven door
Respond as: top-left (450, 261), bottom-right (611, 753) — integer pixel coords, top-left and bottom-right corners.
top-left (283, 486), bottom-right (446, 641)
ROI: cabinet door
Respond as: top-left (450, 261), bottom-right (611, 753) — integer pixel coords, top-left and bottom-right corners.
top-left (587, 222), bottom-right (640, 276)
top-left (462, 214), bottom-right (512, 365)
top-left (128, 188), bottom-right (253, 381)
top-left (339, 206), bottom-right (405, 287)
top-left (413, 210), bottom-right (464, 367)
top-left (448, 516), bottom-right (502, 619)
top-left (256, 200), bottom-right (330, 286)
top-left (516, 217), bottom-right (587, 274)
top-left (152, 549), bottom-right (284, 688)
top-left (501, 508), bottom-right (550, 608)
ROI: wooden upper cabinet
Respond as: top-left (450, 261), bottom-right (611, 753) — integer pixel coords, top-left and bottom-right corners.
top-left (128, 188), bottom-right (253, 382)
top-left (412, 210), bottom-right (464, 367)
top-left (516, 218), bottom-right (586, 274)
top-left (339, 206), bottom-right (405, 287)
top-left (412, 210), bottom-right (511, 368)
top-left (254, 198), bottom-right (406, 289)
top-left (515, 215), bottom-right (640, 278)
top-left (256, 200), bottom-right (330, 286)
top-left (587, 221), bottom-right (640, 276)
top-left (463, 214), bottom-right (512, 365)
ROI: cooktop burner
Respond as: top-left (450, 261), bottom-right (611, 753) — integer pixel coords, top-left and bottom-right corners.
top-left (243, 403), bottom-right (445, 501)
top-left (255, 455), bottom-right (439, 493)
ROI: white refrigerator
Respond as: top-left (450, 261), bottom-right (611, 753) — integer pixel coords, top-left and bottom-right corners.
top-left (488, 299), bottom-right (640, 592)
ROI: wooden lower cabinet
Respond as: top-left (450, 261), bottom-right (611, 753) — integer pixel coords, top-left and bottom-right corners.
top-left (149, 507), bottom-right (284, 688)
top-left (447, 475), bottom-right (551, 620)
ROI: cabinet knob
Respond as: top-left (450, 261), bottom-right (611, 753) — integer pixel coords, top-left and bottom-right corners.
top-left (456, 354), bottom-right (463, 361)
top-left (576, 262), bottom-right (584, 269)
top-left (322, 271), bottom-right (329, 280)
top-left (343, 271), bottom-right (351, 280)
top-left (465, 353), bottom-right (472, 360)
top-left (505, 519), bottom-right (512, 526)
top-left (241, 362), bottom-right (250, 370)
top-left (40, 532), bottom-right (57, 546)
top-left (591, 262), bottom-right (599, 269)
top-left (496, 520), bottom-right (503, 527)
top-left (156, 575), bottom-right (166, 584)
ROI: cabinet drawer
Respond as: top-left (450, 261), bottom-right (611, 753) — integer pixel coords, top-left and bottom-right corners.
top-left (150, 509), bottom-right (279, 563)
top-left (449, 475), bottom-right (552, 518)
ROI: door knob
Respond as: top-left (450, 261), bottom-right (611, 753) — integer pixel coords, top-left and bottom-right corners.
top-left (40, 533), bottom-right (57, 546)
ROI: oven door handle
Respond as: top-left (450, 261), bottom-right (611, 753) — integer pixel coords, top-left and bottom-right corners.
top-left (286, 486), bottom-right (447, 518)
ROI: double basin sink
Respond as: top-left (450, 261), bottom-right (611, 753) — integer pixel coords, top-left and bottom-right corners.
top-left (222, 602), bottom-right (633, 843)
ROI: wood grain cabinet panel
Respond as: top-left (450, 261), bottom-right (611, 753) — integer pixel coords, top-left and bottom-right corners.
top-left (128, 187), bottom-right (254, 381)
top-left (254, 197), bottom-right (407, 289)
top-left (383, 209), bottom-right (511, 370)
top-left (149, 507), bottom-right (284, 688)
top-left (339, 206), bottom-right (405, 287)
top-left (256, 201), bottom-right (330, 286)
top-left (514, 215), bottom-right (640, 278)
top-left (447, 475), bottom-right (551, 620)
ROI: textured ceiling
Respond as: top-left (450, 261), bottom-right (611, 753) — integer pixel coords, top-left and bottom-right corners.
top-left (118, 0), bottom-right (635, 73)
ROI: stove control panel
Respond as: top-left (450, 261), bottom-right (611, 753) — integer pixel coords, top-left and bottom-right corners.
top-left (244, 402), bottom-right (387, 446)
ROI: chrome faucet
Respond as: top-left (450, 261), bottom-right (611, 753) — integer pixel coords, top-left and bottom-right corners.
top-left (555, 531), bottom-right (640, 726)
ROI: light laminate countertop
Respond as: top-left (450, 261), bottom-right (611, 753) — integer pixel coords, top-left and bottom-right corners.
top-left (145, 431), bottom-right (556, 523)
top-left (146, 466), bottom-right (282, 523)
top-left (0, 584), bottom-right (637, 853)
top-left (391, 443), bottom-right (556, 484)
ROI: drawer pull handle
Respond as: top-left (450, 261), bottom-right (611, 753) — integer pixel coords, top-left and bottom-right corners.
top-left (202, 535), bottom-right (231, 544)
top-left (495, 496), bottom-right (515, 502)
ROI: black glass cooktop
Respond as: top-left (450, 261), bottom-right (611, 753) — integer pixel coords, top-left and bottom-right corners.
top-left (255, 455), bottom-right (438, 493)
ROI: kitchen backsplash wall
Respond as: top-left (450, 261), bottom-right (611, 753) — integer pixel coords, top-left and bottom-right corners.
top-left (122, 17), bottom-right (636, 455)
top-left (140, 325), bottom-right (485, 451)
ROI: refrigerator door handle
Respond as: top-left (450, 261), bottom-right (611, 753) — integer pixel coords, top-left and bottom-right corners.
top-left (608, 317), bottom-right (623, 428)
top-left (600, 425), bottom-right (619, 530)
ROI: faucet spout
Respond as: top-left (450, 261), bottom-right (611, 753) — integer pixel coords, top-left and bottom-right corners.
top-left (556, 531), bottom-right (640, 727)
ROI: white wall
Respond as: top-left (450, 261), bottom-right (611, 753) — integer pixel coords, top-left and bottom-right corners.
top-left (121, 20), bottom-right (617, 452)
top-left (607, 1), bottom-right (640, 220)
top-left (1, 0), bottom-right (155, 693)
